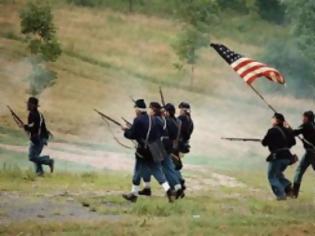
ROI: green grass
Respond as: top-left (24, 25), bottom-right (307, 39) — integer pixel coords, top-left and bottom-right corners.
top-left (0, 126), bottom-right (27, 145)
top-left (0, 147), bottom-right (98, 174)
top-left (1, 2), bottom-right (315, 235)
top-left (1, 166), bottom-right (315, 235)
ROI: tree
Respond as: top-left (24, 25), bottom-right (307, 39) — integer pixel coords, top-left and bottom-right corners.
top-left (217, 0), bottom-right (250, 14)
top-left (20, 0), bottom-right (62, 95)
top-left (261, 0), bottom-right (315, 96)
top-left (172, 27), bottom-right (208, 87)
top-left (255, 0), bottom-right (285, 24)
top-left (262, 40), bottom-right (314, 95)
top-left (293, 0), bottom-right (315, 65)
top-left (172, 0), bottom-right (217, 87)
top-left (176, 0), bottom-right (218, 32)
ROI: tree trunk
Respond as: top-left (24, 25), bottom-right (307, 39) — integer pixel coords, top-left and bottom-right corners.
top-left (128, 0), bottom-right (133, 13)
top-left (190, 64), bottom-right (194, 88)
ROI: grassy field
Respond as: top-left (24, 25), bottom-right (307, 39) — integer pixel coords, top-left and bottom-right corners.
top-left (1, 164), bottom-right (315, 235)
top-left (1, 0), bottom-right (315, 235)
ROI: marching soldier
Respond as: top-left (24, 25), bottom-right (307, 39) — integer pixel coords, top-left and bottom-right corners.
top-left (24, 97), bottom-right (54, 176)
top-left (176, 102), bottom-right (194, 190)
top-left (122, 99), bottom-right (174, 203)
top-left (292, 111), bottom-right (315, 198)
top-left (262, 113), bottom-right (296, 200)
top-left (138, 102), bottom-right (183, 198)
top-left (178, 102), bottom-right (194, 155)
top-left (164, 103), bottom-right (186, 197)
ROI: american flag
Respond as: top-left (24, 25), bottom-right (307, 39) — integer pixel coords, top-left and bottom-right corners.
top-left (210, 43), bottom-right (285, 85)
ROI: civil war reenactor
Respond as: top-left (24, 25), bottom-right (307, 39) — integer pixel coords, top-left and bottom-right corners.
top-left (138, 102), bottom-right (184, 199)
top-left (24, 97), bottom-right (54, 176)
top-left (122, 99), bottom-right (175, 203)
top-left (175, 102), bottom-right (194, 190)
top-left (262, 113), bottom-right (296, 200)
top-left (291, 111), bottom-right (315, 198)
top-left (164, 103), bottom-right (185, 197)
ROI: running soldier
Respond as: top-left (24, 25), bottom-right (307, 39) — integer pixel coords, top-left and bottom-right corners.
top-left (24, 97), bottom-right (54, 176)
top-left (292, 111), bottom-right (315, 198)
top-left (262, 113), bottom-right (296, 200)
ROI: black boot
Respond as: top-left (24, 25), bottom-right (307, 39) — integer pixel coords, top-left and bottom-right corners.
top-left (166, 189), bottom-right (175, 203)
top-left (181, 179), bottom-right (186, 191)
top-left (48, 159), bottom-right (54, 173)
top-left (138, 188), bottom-right (152, 196)
top-left (285, 184), bottom-right (293, 198)
top-left (122, 193), bottom-right (138, 203)
top-left (292, 183), bottom-right (300, 199)
top-left (276, 196), bottom-right (287, 201)
top-left (175, 188), bottom-right (185, 199)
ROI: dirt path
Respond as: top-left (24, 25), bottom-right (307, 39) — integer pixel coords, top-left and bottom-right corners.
top-left (0, 142), bottom-right (249, 190)
top-left (0, 142), bottom-right (256, 225)
top-left (0, 191), bottom-right (121, 226)
top-left (0, 142), bottom-right (133, 171)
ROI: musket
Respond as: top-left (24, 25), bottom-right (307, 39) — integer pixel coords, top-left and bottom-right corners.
top-left (7, 105), bottom-right (24, 128)
top-left (221, 137), bottom-right (262, 142)
top-left (121, 117), bottom-right (132, 126)
top-left (159, 86), bottom-right (166, 107)
top-left (94, 109), bottom-right (122, 127)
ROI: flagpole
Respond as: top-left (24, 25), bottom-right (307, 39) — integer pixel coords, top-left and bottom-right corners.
top-left (248, 84), bottom-right (277, 113)
top-left (247, 83), bottom-right (314, 147)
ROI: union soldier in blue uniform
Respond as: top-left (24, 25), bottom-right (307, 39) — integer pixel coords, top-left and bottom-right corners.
top-left (122, 99), bottom-right (174, 203)
top-left (171, 102), bottom-right (194, 191)
top-left (165, 103), bottom-right (187, 194)
top-left (292, 111), bottom-right (315, 198)
top-left (262, 113), bottom-right (296, 200)
top-left (24, 97), bottom-right (54, 176)
top-left (138, 102), bottom-right (183, 199)
top-left (177, 102), bottom-right (194, 155)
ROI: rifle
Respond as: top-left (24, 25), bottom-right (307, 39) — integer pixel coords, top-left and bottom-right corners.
top-left (159, 86), bottom-right (166, 107)
top-left (7, 105), bottom-right (24, 128)
top-left (94, 109), bottom-right (122, 127)
top-left (129, 96), bottom-right (136, 103)
top-left (121, 117), bottom-right (132, 127)
top-left (221, 137), bottom-right (262, 142)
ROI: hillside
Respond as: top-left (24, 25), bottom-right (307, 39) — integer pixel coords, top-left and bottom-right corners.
top-left (1, 1), bottom-right (311, 169)
top-left (1, 1), bottom-right (315, 235)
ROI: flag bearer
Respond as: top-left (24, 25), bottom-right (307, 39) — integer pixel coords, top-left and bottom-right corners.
top-left (262, 113), bottom-right (296, 200)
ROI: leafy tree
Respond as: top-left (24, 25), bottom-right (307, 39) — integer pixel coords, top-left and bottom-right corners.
top-left (176, 0), bottom-right (218, 31)
top-left (293, 0), bottom-right (315, 65)
top-left (261, 0), bottom-right (315, 96)
top-left (216, 0), bottom-right (250, 14)
top-left (20, 1), bottom-right (62, 95)
top-left (172, 27), bottom-right (208, 87)
top-left (172, 0), bottom-right (217, 87)
top-left (20, 1), bottom-right (61, 62)
top-left (255, 0), bottom-right (285, 24)
top-left (262, 40), bottom-right (314, 95)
